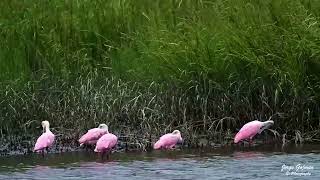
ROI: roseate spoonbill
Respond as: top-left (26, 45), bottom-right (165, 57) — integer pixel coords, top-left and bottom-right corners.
top-left (234, 120), bottom-right (274, 144)
top-left (34, 121), bottom-right (55, 154)
top-left (94, 126), bottom-right (118, 158)
top-left (154, 130), bottom-right (183, 150)
top-left (78, 124), bottom-right (109, 146)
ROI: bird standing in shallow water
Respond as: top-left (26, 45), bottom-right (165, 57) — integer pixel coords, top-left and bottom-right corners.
top-left (34, 121), bottom-right (55, 154)
top-left (94, 125), bottom-right (118, 159)
top-left (154, 130), bottom-right (183, 150)
top-left (234, 120), bottom-right (274, 144)
top-left (78, 124), bottom-right (109, 146)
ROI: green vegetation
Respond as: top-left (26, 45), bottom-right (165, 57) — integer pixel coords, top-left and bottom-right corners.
top-left (0, 0), bottom-right (320, 152)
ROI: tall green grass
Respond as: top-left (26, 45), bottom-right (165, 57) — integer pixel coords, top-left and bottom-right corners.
top-left (0, 0), bottom-right (320, 148)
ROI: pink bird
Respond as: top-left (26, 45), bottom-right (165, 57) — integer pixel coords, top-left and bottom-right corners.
top-left (94, 126), bottom-right (118, 153)
top-left (234, 120), bottom-right (274, 144)
top-left (154, 130), bottom-right (183, 150)
top-left (78, 124), bottom-right (109, 146)
top-left (34, 121), bottom-right (55, 153)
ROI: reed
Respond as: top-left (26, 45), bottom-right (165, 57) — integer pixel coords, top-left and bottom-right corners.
top-left (0, 0), bottom-right (319, 153)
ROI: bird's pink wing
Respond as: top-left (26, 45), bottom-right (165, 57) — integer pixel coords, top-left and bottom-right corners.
top-left (238, 121), bottom-right (260, 133)
top-left (153, 139), bottom-right (163, 149)
top-left (79, 128), bottom-right (106, 144)
top-left (234, 121), bottom-right (262, 143)
top-left (154, 134), bottom-right (178, 149)
top-left (107, 134), bottom-right (118, 149)
top-left (95, 134), bottom-right (118, 152)
top-left (34, 132), bottom-right (55, 151)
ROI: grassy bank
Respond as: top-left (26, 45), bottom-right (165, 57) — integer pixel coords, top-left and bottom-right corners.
top-left (0, 0), bottom-right (320, 153)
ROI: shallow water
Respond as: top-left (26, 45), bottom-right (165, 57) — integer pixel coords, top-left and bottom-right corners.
top-left (0, 144), bottom-right (319, 180)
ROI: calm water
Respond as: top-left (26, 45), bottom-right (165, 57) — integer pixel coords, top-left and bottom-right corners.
top-left (0, 144), bottom-right (319, 180)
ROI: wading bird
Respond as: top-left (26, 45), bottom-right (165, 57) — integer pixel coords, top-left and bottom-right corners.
top-left (154, 130), bottom-right (183, 150)
top-left (78, 124), bottom-right (109, 146)
top-left (234, 120), bottom-right (274, 144)
top-left (94, 125), bottom-right (118, 158)
top-left (34, 121), bottom-right (55, 154)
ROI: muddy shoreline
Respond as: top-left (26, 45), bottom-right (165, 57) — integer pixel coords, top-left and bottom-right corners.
top-left (1, 130), bottom-right (318, 157)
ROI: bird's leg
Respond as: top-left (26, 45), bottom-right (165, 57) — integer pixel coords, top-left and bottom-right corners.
top-left (86, 145), bottom-right (90, 151)
top-left (101, 151), bottom-right (106, 161)
top-left (41, 150), bottom-right (45, 158)
top-left (106, 151), bottom-right (110, 160)
top-left (249, 138), bottom-right (253, 146)
top-left (242, 140), bottom-right (248, 146)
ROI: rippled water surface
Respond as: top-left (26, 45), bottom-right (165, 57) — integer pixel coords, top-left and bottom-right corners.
top-left (0, 144), bottom-right (319, 180)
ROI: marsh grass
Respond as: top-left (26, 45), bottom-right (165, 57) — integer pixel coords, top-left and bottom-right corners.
top-left (0, 0), bottom-right (320, 153)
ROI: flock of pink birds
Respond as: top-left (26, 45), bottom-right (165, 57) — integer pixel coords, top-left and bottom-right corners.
top-left (34, 120), bottom-right (274, 155)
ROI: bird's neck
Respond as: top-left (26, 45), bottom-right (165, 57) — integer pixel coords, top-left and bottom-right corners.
top-left (44, 126), bottom-right (50, 133)
top-left (102, 127), bottom-right (109, 134)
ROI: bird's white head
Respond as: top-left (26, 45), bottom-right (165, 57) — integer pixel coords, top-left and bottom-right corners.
top-left (172, 130), bottom-right (183, 143)
top-left (41, 120), bottom-right (50, 133)
top-left (98, 123), bottom-right (109, 133)
top-left (259, 120), bottom-right (274, 134)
